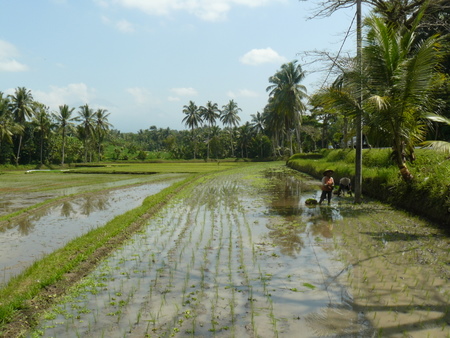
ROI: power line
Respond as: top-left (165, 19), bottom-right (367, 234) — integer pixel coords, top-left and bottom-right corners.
top-left (319, 11), bottom-right (357, 90)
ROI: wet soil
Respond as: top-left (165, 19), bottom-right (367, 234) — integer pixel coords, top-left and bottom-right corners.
top-left (27, 163), bottom-right (449, 337)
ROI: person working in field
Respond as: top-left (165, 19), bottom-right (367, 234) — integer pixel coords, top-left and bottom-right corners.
top-left (336, 177), bottom-right (352, 196)
top-left (319, 169), bottom-right (334, 205)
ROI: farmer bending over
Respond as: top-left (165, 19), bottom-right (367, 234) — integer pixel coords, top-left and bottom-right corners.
top-left (336, 177), bottom-right (352, 196)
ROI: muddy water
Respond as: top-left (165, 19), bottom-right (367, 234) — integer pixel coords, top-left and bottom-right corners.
top-left (0, 175), bottom-right (186, 285)
top-left (31, 163), bottom-right (450, 337)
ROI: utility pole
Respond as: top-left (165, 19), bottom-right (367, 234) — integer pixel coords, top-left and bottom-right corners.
top-left (354, 0), bottom-right (363, 203)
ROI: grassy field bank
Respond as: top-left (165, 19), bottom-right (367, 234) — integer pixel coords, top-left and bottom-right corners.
top-left (287, 148), bottom-right (450, 229)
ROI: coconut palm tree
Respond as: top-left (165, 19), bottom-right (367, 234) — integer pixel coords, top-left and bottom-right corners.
top-left (250, 111), bottom-right (268, 157)
top-left (77, 104), bottom-right (95, 162)
top-left (31, 104), bottom-right (54, 165)
top-left (199, 101), bottom-right (220, 160)
top-left (237, 122), bottom-right (254, 158)
top-left (53, 104), bottom-right (76, 165)
top-left (220, 99), bottom-right (241, 128)
top-left (266, 60), bottom-right (308, 155)
top-left (93, 108), bottom-right (112, 161)
top-left (182, 100), bottom-right (202, 159)
top-left (361, 13), bottom-right (443, 181)
top-left (9, 87), bottom-right (34, 165)
top-left (0, 93), bottom-right (22, 162)
top-left (220, 99), bottom-right (241, 157)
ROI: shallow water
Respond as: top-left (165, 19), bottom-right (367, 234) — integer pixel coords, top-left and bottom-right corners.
top-left (0, 174), bottom-right (180, 217)
top-left (30, 164), bottom-right (450, 337)
top-left (0, 176), bottom-right (185, 285)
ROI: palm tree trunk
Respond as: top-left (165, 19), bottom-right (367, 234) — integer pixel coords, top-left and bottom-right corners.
top-left (289, 131), bottom-right (293, 156)
top-left (15, 135), bottom-right (23, 166)
top-left (40, 135), bottom-right (44, 165)
top-left (295, 127), bottom-right (302, 153)
top-left (191, 128), bottom-right (195, 160)
top-left (61, 131), bottom-right (66, 165)
top-left (393, 139), bottom-right (414, 181)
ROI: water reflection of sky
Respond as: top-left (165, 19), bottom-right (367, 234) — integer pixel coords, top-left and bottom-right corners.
top-left (0, 174), bottom-right (183, 217)
top-left (0, 178), bottom-right (183, 285)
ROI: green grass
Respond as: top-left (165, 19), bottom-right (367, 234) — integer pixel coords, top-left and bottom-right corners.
top-left (66, 161), bottom-right (248, 174)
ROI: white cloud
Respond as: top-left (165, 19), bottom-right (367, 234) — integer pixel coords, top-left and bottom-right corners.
top-left (170, 87), bottom-right (198, 96)
top-left (127, 87), bottom-right (161, 105)
top-left (227, 89), bottom-right (259, 98)
top-left (101, 16), bottom-right (134, 32)
top-left (239, 47), bottom-right (286, 66)
top-left (116, 19), bottom-right (135, 32)
top-left (0, 40), bottom-right (28, 72)
top-left (105, 0), bottom-right (285, 22)
top-left (167, 96), bottom-right (180, 102)
top-left (33, 83), bottom-right (96, 110)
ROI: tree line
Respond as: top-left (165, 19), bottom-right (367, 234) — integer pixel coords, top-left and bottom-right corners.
top-left (1, 0), bottom-right (449, 169)
top-left (0, 87), bottom-right (112, 165)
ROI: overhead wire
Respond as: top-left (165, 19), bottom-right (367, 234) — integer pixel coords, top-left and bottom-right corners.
top-left (319, 11), bottom-right (358, 91)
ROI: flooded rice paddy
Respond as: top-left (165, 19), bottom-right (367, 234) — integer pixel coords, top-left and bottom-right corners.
top-left (24, 164), bottom-right (450, 337)
top-left (0, 174), bottom-right (187, 285)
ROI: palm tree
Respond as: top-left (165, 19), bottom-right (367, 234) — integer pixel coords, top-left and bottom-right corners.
top-left (31, 104), bottom-right (53, 165)
top-left (0, 93), bottom-right (22, 162)
top-left (93, 108), bottom-right (112, 161)
top-left (199, 101), bottom-right (220, 160)
top-left (9, 87), bottom-right (34, 165)
top-left (220, 99), bottom-right (241, 128)
top-left (220, 99), bottom-right (241, 157)
top-left (53, 104), bottom-right (76, 165)
top-left (182, 100), bottom-right (202, 159)
top-left (251, 111), bottom-right (267, 157)
top-left (237, 122), bottom-right (253, 158)
top-left (266, 60), bottom-right (308, 155)
top-left (361, 13), bottom-right (443, 181)
top-left (77, 104), bottom-right (95, 162)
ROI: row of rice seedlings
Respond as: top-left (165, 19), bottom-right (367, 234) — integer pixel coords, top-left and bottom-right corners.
top-left (31, 198), bottom-right (192, 336)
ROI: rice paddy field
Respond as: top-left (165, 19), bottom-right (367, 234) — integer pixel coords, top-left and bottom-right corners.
top-left (0, 162), bottom-right (449, 337)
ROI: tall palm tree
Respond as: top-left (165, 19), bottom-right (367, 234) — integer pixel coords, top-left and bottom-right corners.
top-left (220, 99), bottom-right (241, 157)
top-left (199, 101), bottom-right (220, 160)
top-left (182, 100), bottom-right (202, 159)
top-left (220, 99), bottom-right (241, 128)
top-left (93, 108), bottom-right (112, 161)
top-left (53, 104), bottom-right (76, 165)
top-left (266, 60), bottom-right (308, 155)
top-left (0, 93), bottom-right (22, 161)
top-left (9, 87), bottom-right (34, 165)
top-left (251, 111), bottom-right (267, 158)
top-left (31, 104), bottom-right (53, 165)
top-left (361, 13), bottom-right (443, 181)
top-left (237, 122), bottom-right (253, 158)
top-left (77, 104), bottom-right (95, 162)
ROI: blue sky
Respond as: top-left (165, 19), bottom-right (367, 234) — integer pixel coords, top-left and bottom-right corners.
top-left (0, 0), bottom-right (358, 132)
